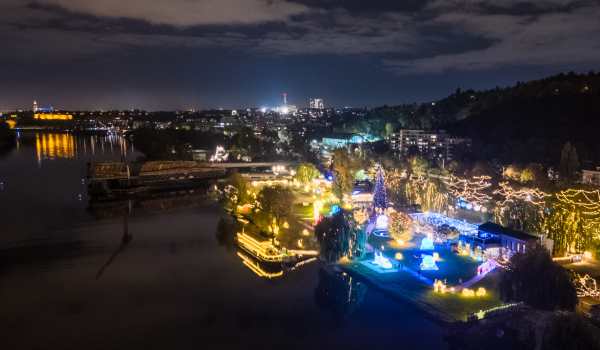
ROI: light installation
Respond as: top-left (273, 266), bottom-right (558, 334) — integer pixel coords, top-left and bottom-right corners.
top-left (420, 254), bottom-right (438, 270)
top-left (420, 236), bottom-right (434, 251)
top-left (373, 166), bottom-right (387, 210)
top-left (372, 212), bottom-right (390, 237)
top-left (493, 182), bottom-right (549, 207)
top-left (373, 251), bottom-right (393, 269)
top-left (444, 175), bottom-right (492, 208)
top-left (375, 214), bottom-right (389, 230)
top-left (546, 189), bottom-right (600, 253)
top-left (575, 273), bottom-right (600, 298)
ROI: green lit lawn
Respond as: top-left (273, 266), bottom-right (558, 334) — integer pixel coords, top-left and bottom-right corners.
top-left (382, 236), bottom-right (480, 284)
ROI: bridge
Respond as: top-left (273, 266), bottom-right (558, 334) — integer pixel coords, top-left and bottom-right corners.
top-left (86, 160), bottom-right (295, 199)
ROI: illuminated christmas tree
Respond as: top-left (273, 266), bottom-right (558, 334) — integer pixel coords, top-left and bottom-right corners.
top-left (373, 167), bottom-right (387, 210)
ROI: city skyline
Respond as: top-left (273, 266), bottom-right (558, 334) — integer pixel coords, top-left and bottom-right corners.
top-left (2, 0), bottom-right (600, 110)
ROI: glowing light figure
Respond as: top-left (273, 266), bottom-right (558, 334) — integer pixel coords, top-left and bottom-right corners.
top-left (462, 288), bottom-right (475, 297)
top-left (373, 251), bottom-right (393, 269)
top-left (375, 214), bottom-right (389, 230)
top-left (420, 254), bottom-right (438, 270)
top-left (433, 279), bottom-right (448, 293)
top-left (313, 200), bottom-right (323, 224)
top-left (420, 237), bottom-right (434, 251)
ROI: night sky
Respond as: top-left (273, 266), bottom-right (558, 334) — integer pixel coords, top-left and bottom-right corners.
top-left (2, 0), bottom-right (600, 110)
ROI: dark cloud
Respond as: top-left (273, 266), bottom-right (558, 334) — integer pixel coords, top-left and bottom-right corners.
top-left (0, 0), bottom-right (599, 109)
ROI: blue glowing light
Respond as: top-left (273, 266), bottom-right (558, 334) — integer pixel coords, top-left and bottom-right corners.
top-left (329, 205), bottom-right (341, 216)
top-left (420, 254), bottom-right (438, 270)
top-left (373, 251), bottom-right (393, 269)
top-left (375, 214), bottom-right (389, 230)
top-left (420, 237), bottom-right (434, 251)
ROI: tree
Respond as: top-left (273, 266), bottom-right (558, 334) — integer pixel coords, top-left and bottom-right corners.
top-left (544, 189), bottom-right (600, 255)
top-left (256, 185), bottom-right (294, 233)
top-left (408, 156), bottom-right (429, 177)
top-left (223, 172), bottom-right (251, 209)
top-left (389, 211), bottom-right (413, 242)
top-left (331, 149), bottom-right (358, 200)
top-left (315, 211), bottom-right (364, 262)
top-left (294, 163), bottom-right (320, 184)
top-left (499, 244), bottom-right (577, 311)
top-left (560, 142), bottom-right (580, 181)
top-left (373, 167), bottom-right (387, 210)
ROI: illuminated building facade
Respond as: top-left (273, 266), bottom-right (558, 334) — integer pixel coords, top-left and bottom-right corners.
top-left (582, 167), bottom-right (600, 186)
top-left (309, 98), bottom-right (324, 109)
top-left (388, 129), bottom-right (471, 163)
top-left (34, 113), bottom-right (73, 121)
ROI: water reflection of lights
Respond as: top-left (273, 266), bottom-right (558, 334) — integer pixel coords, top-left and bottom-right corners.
top-left (34, 133), bottom-right (133, 165)
top-left (36, 133), bottom-right (75, 162)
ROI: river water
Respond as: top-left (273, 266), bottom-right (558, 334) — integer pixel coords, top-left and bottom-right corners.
top-left (0, 132), bottom-right (445, 349)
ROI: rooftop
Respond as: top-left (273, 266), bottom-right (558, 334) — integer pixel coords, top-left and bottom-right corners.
top-left (478, 222), bottom-right (538, 241)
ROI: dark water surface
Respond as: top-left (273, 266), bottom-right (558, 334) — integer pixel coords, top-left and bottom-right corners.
top-left (0, 132), bottom-right (445, 349)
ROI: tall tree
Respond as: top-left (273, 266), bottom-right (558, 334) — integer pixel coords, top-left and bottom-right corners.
top-left (560, 142), bottom-right (580, 181)
top-left (316, 211), bottom-right (364, 262)
top-left (499, 244), bottom-right (577, 311)
top-left (373, 167), bottom-right (388, 210)
top-left (257, 185), bottom-right (294, 231)
top-left (294, 163), bottom-right (321, 184)
top-left (331, 149), bottom-right (358, 200)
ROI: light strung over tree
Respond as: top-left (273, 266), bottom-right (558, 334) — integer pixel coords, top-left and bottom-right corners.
top-left (404, 176), bottom-right (449, 213)
top-left (444, 175), bottom-right (492, 206)
top-left (493, 182), bottom-right (549, 207)
top-left (574, 273), bottom-right (600, 298)
top-left (544, 189), bottom-right (600, 255)
top-left (373, 166), bottom-right (388, 211)
top-left (493, 182), bottom-right (550, 233)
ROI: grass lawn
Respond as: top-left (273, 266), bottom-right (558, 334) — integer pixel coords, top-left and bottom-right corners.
top-left (423, 270), bottom-right (503, 320)
top-left (380, 236), bottom-right (481, 285)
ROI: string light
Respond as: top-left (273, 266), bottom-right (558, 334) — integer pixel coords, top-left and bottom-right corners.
top-left (444, 175), bottom-right (492, 206)
top-left (575, 273), bottom-right (600, 298)
top-left (493, 182), bottom-right (549, 207)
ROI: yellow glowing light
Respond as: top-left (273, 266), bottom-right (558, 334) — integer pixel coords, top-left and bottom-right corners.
top-left (5, 120), bottom-right (16, 129)
top-left (394, 252), bottom-right (403, 260)
top-left (476, 287), bottom-right (487, 297)
top-left (236, 232), bottom-right (284, 262)
top-left (34, 113), bottom-right (73, 121)
top-left (302, 229), bottom-right (310, 236)
top-left (433, 252), bottom-right (440, 262)
top-left (237, 252), bottom-right (283, 279)
top-left (462, 288), bottom-right (475, 297)
top-left (297, 239), bottom-right (304, 248)
top-left (313, 200), bottom-right (323, 224)
top-left (433, 279), bottom-right (448, 293)
top-left (283, 221), bottom-right (290, 229)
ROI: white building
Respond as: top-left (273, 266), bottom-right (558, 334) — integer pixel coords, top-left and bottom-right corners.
top-left (309, 98), bottom-right (324, 110)
top-left (388, 129), bottom-right (471, 163)
top-left (582, 167), bottom-right (600, 186)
